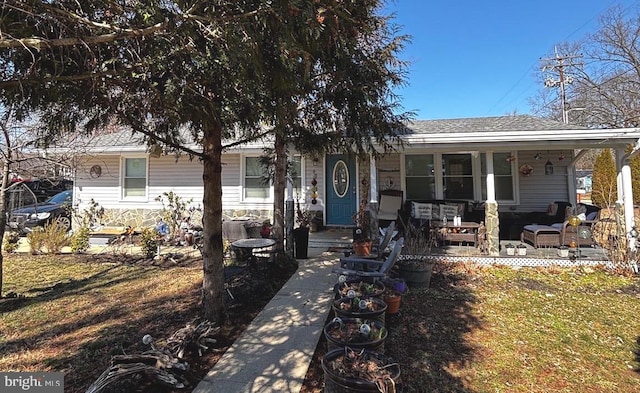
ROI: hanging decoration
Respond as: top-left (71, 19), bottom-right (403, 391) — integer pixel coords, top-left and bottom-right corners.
top-left (558, 151), bottom-right (565, 161)
top-left (311, 171), bottom-right (318, 205)
top-left (534, 152), bottom-right (542, 160)
top-left (519, 164), bottom-right (533, 176)
top-left (506, 154), bottom-right (516, 162)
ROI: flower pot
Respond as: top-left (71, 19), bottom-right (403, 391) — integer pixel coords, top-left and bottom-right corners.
top-left (324, 318), bottom-right (387, 353)
top-left (352, 241), bottom-right (372, 256)
top-left (505, 246), bottom-right (515, 256)
top-left (293, 227), bottom-right (309, 259)
top-left (333, 296), bottom-right (387, 324)
top-left (322, 348), bottom-right (400, 393)
top-left (384, 295), bottom-right (401, 315)
top-left (398, 258), bottom-right (433, 288)
top-left (558, 247), bottom-right (569, 257)
top-left (334, 280), bottom-right (385, 299)
top-left (517, 246), bottom-right (527, 256)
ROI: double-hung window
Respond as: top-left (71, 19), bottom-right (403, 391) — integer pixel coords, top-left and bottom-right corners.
top-left (122, 156), bottom-right (147, 199)
top-left (404, 152), bottom-right (517, 202)
top-left (244, 156), bottom-right (270, 200)
top-left (405, 154), bottom-right (436, 200)
top-left (481, 152), bottom-right (515, 202)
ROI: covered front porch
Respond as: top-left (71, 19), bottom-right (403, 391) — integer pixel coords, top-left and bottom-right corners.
top-left (309, 227), bottom-right (611, 268)
top-left (352, 116), bottom-right (640, 257)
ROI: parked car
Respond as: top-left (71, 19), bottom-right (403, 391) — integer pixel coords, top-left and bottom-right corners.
top-left (7, 190), bottom-right (73, 234)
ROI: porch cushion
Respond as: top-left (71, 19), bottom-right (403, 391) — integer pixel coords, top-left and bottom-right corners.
top-left (411, 202), bottom-right (432, 219)
top-left (439, 204), bottom-right (460, 221)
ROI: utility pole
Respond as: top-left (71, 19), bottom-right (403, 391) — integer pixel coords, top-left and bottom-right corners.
top-left (542, 47), bottom-right (582, 124)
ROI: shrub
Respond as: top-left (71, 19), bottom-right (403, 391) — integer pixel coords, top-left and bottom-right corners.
top-left (592, 149), bottom-right (617, 207)
top-left (3, 231), bottom-right (21, 253)
top-left (27, 227), bottom-right (46, 254)
top-left (140, 227), bottom-right (159, 258)
top-left (41, 222), bottom-right (71, 254)
top-left (70, 226), bottom-right (91, 254)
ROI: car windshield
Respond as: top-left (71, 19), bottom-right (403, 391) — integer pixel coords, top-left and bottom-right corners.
top-left (46, 191), bottom-right (71, 204)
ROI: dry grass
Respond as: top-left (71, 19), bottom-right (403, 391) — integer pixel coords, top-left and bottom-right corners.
top-left (0, 252), bottom-right (297, 393)
top-left (302, 262), bottom-right (640, 393)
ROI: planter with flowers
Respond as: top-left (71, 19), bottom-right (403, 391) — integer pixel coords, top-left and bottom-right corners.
top-left (382, 278), bottom-right (407, 315)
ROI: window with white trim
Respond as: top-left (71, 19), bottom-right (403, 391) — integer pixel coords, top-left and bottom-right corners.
top-left (481, 152), bottom-right (515, 202)
top-left (404, 152), bottom-right (517, 202)
top-left (405, 154), bottom-right (436, 200)
top-left (122, 156), bottom-right (147, 199)
top-left (244, 156), bottom-right (270, 200)
top-left (442, 153), bottom-right (474, 199)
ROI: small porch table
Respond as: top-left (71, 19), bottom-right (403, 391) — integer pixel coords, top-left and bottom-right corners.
top-left (431, 221), bottom-right (481, 246)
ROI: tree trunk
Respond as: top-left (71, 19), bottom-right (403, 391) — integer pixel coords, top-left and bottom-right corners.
top-left (272, 132), bottom-right (287, 254)
top-left (0, 130), bottom-right (12, 296)
top-left (201, 126), bottom-right (226, 322)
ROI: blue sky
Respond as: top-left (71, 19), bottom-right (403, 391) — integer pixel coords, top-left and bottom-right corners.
top-left (386, 0), bottom-right (639, 120)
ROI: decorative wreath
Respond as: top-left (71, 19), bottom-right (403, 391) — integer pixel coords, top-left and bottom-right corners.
top-left (519, 164), bottom-right (533, 177)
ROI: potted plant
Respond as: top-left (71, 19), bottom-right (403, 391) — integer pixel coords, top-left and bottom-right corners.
top-left (333, 296), bottom-right (387, 324)
top-left (334, 278), bottom-right (385, 299)
top-left (557, 245), bottom-right (569, 257)
top-left (352, 189), bottom-right (372, 256)
top-left (322, 348), bottom-right (400, 392)
top-left (293, 199), bottom-right (312, 259)
top-left (382, 278), bottom-right (407, 315)
top-left (397, 220), bottom-right (434, 288)
top-left (505, 243), bottom-right (516, 256)
top-left (323, 317), bottom-right (388, 353)
top-left (517, 243), bottom-right (527, 256)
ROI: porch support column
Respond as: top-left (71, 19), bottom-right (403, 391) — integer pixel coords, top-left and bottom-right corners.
top-left (285, 174), bottom-right (294, 257)
top-left (369, 155), bottom-right (379, 243)
top-left (621, 160), bottom-right (635, 251)
top-left (613, 147), bottom-right (635, 251)
top-left (484, 151), bottom-right (499, 256)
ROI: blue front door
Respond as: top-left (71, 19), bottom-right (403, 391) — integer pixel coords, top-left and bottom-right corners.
top-left (326, 154), bottom-right (357, 226)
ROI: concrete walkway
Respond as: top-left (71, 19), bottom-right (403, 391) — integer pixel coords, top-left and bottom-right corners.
top-left (192, 246), bottom-right (339, 393)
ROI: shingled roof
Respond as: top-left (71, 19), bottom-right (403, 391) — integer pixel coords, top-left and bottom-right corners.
top-left (404, 115), bottom-right (583, 134)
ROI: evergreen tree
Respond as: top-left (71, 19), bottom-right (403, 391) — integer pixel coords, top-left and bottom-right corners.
top-left (591, 149), bottom-right (617, 207)
top-left (0, 1), bottom-right (410, 320)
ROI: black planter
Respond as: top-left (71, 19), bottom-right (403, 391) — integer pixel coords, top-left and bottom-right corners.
top-left (332, 296), bottom-right (387, 325)
top-left (324, 318), bottom-right (388, 353)
top-left (293, 227), bottom-right (309, 259)
top-left (322, 348), bottom-right (400, 393)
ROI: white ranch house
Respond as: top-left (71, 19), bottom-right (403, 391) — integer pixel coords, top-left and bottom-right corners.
top-left (62, 115), bottom-right (640, 256)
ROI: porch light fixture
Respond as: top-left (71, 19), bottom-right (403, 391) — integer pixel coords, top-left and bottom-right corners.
top-left (545, 159), bottom-right (554, 175)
